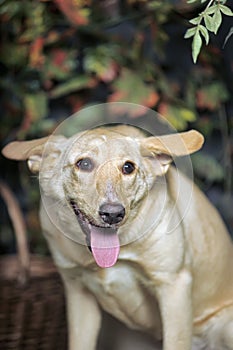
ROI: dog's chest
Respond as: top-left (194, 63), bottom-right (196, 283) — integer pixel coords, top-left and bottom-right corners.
top-left (82, 261), bottom-right (162, 337)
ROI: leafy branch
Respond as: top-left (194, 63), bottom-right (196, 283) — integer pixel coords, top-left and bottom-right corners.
top-left (184, 0), bottom-right (233, 63)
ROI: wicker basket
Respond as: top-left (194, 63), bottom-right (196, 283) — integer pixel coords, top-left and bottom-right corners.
top-left (0, 182), bottom-right (67, 350)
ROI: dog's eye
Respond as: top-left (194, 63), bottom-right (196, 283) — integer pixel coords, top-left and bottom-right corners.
top-left (76, 158), bottom-right (94, 172)
top-left (122, 161), bottom-right (135, 175)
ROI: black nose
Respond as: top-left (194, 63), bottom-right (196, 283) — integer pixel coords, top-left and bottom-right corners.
top-left (99, 203), bottom-right (125, 225)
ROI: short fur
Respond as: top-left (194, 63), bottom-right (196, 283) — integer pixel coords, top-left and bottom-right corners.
top-left (2, 125), bottom-right (233, 350)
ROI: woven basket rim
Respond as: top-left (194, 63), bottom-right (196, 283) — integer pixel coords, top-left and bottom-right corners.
top-left (0, 255), bottom-right (58, 281)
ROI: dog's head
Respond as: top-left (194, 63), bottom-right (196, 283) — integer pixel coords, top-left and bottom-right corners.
top-left (2, 125), bottom-right (204, 268)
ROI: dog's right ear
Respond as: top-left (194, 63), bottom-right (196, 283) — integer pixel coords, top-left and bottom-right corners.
top-left (2, 136), bottom-right (51, 173)
top-left (139, 130), bottom-right (204, 176)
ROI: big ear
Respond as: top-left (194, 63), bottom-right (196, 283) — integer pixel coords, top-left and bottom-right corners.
top-left (140, 130), bottom-right (204, 175)
top-left (2, 136), bottom-right (50, 173)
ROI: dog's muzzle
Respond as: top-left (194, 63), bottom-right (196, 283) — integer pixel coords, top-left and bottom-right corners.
top-left (69, 200), bottom-right (122, 268)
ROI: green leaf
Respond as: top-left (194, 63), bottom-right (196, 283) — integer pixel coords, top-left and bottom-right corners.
top-left (204, 14), bottom-right (215, 32)
top-left (196, 82), bottom-right (229, 110)
top-left (199, 24), bottom-right (209, 44)
top-left (0, 1), bottom-right (21, 18)
top-left (0, 42), bottom-right (28, 67)
top-left (184, 27), bottom-right (196, 39)
top-left (179, 108), bottom-right (196, 122)
top-left (192, 153), bottom-right (224, 182)
top-left (219, 5), bottom-right (233, 16)
top-left (24, 93), bottom-right (48, 121)
top-left (50, 76), bottom-right (92, 98)
top-left (192, 31), bottom-right (202, 63)
top-left (159, 104), bottom-right (196, 131)
top-left (205, 5), bottom-right (218, 15)
top-left (212, 8), bottom-right (222, 34)
top-left (110, 68), bottom-right (158, 107)
top-left (189, 16), bottom-right (200, 25)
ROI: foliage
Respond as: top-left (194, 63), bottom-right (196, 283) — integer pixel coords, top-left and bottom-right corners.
top-left (0, 0), bottom-right (232, 137)
top-left (192, 152), bottom-right (225, 182)
top-left (184, 0), bottom-right (233, 62)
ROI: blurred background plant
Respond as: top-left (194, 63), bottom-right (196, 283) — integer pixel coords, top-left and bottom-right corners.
top-left (0, 0), bottom-right (232, 254)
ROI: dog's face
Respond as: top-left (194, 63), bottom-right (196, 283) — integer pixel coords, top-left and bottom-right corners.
top-left (2, 125), bottom-right (204, 268)
top-left (63, 128), bottom-right (152, 268)
top-left (64, 128), bottom-right (153, 226)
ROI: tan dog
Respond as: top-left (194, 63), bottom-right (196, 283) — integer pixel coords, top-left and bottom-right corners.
top-left (2, 125), bottom-right (233, 350)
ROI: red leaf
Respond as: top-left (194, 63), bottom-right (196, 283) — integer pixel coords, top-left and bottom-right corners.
top-left (51, 49), bottom-right (68, 67)
top-left (109, 68), bottom-right (159, 109)
top-left (99, 61), bottom-right (118, 83)
top-left (108, 91), bottom-right (127, 102)
top-left (68, 95), bottom-right (86, 113)
top-left (29, 37), bottom-right (45, 68)
top-left (158, 102), bottom-right (169, 117)
top-left (54, 0), bottom-right (89, 26)
top-left (142, 91), bottom-right (159, 108)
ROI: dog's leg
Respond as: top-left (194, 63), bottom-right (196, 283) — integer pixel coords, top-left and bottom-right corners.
top-left (61, 271), bottom-right (101, 350)
top-left (206, 306), bottom-right (233, 349)
top-left (221, 320), bottom-right (233, 349)
top-left (156, 269), bottom-right (193, 350)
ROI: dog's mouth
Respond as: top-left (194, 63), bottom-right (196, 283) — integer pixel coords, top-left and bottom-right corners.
top-left (70, 200), bottom-right (120, 268)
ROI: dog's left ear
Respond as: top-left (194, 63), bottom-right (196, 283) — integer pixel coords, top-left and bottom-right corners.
top-left (2, 137), bottom-right (50, 161)
top-left (2, 136), bottom-right (51, 173)
top-left (140, 130), bottom-right (204, 175)
top-left (2, 135), bottom-right (67, 173)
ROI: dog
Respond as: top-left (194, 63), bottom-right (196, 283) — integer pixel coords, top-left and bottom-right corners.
top-left (2, 124), bottom-right (233, 350)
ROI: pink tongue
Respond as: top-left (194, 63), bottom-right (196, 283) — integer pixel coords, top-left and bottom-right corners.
top-left (91, 227), bottom-right (120, 268)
